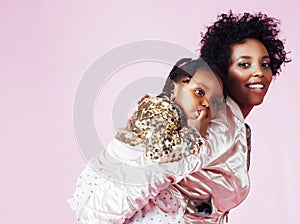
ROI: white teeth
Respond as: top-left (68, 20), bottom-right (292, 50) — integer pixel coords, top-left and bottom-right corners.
top-left (247, 84), bottom-right (264, 89)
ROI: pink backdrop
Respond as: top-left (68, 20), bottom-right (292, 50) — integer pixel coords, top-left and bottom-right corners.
top-left (1, 0), bottom-right (299, 223)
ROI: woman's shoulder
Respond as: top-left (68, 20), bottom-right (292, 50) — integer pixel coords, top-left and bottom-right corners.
top-left (226, 97), bottom-right (244, 123)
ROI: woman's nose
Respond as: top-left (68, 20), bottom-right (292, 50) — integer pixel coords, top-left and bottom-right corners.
top-left (252, 65), bottom-right (264, 77)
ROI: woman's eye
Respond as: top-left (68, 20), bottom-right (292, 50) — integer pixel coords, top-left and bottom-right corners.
top-left (195, 89), bottom-right (205, 97)
top-left (262, 62), bottom-right (270, 68)
top-left (238, 62), bottom-right (250, 68)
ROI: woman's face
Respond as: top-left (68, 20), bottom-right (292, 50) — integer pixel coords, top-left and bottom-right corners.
top-left (227, 38), bottom-right (273, 117)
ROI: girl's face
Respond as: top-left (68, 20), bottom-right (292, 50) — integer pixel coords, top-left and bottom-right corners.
top-left (227, 38), bottom-right (273, 117)
top-left (174, 68), bottom-right (223, 135)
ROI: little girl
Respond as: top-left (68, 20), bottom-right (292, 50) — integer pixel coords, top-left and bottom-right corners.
top-left (68, 58), bottom-right (225, 223)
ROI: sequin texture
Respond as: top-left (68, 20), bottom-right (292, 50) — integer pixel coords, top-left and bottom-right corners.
top-left (116, 95), bottom-right (203, 163)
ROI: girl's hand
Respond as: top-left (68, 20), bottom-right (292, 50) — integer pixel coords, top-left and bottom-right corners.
top-left (187, 108), bottom-right (211, 137)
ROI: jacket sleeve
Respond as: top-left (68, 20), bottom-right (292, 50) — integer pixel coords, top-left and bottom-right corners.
top-left (68, 95), bottom-right (205, 224)
top-left (71, 139), bottom-right (203, 224)
top-left (116, 95), bottom-right (204, 163)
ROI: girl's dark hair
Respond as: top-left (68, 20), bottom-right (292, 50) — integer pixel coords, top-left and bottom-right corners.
top-left (161, 58), bottom-right (211, 99)
top-left (200, 11), bottom-right (291, 86)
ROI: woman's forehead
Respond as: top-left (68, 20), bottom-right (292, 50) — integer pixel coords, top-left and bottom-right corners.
top-left (230, 38), bottom-right (269, 59)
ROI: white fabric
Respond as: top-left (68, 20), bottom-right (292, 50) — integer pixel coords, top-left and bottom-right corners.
top-left (68, 97), bottom-right (250, 224)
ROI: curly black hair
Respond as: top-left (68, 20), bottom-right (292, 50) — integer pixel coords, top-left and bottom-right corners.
top-left (200, 11), bottom-right (291, 85)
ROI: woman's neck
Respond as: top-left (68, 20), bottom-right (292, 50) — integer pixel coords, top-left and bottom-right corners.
top-left (239, 105), bottom-right (253, 118)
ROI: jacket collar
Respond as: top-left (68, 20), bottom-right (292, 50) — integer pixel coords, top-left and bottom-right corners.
top-left (226, 97), bottom-right (245, 123)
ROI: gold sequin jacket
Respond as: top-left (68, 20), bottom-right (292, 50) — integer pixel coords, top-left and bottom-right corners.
top-left (116, 94), bottom-right (203, 163)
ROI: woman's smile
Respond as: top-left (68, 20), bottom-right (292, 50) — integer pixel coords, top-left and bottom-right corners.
top-left (227, 38), bottom-right (273, 117)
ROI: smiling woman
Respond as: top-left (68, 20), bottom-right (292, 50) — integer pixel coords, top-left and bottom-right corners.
top-left (227, 38), bottom-right (273, 117)
top-left (68, 11), bottom-right (291, 224)
top-left (198, 10), bottom-right (291, 223)
top-left (200, 11), bottom-right (291, 118)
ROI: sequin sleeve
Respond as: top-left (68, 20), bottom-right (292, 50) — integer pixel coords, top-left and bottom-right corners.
top-left (116, 95), bottom-right (203, 163)
top-left (69, 95), bottom-right (206, 224)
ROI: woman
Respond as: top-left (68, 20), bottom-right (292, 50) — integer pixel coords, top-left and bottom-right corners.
top-left (200, 11), bottom-right (290, 112)
top-left (69, 12), bottom-right (290, 224)
top-left (131, 11), bottom-right (290, 224)
top-left (173, 11), bottom-right (291, 223)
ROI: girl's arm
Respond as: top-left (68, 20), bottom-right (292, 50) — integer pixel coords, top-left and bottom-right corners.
top-left (116, 95), bottom-right (204, 163)
top-left (69, 95), bottom-right (206, 224)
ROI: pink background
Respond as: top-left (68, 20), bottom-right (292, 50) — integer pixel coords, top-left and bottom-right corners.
top-left (1, 0), bottom-right (299, 223)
